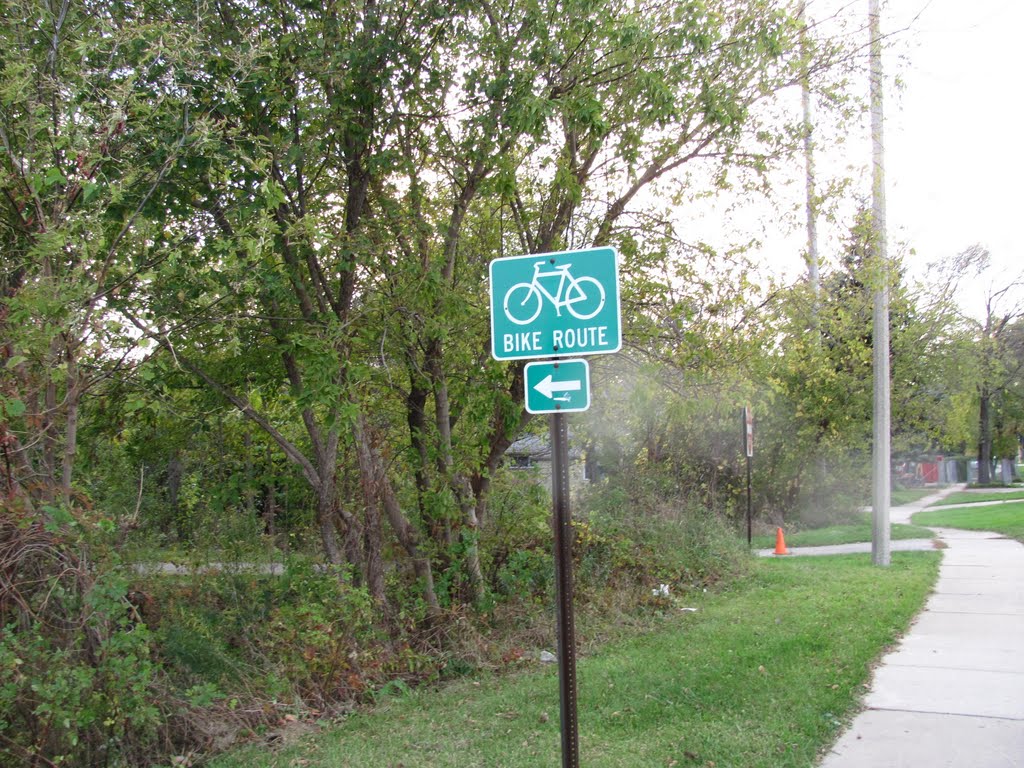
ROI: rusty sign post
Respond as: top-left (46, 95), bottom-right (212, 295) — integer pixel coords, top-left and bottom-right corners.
top-left (550, 412), bottom-right (579, 767)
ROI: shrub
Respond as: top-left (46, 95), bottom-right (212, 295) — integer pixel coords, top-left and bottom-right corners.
top-left (576, 478), bottom-right (750, 593)
top-left (0, 514), bottom-right (163, 767)
top-left (493, 548), bottom-right (553, 601)
top-left (141, 556), bottom-right (438, 714)
top-left (254, 560), bottom-right (384, 706)
top-left (480, 469), bottom-right (551, 600)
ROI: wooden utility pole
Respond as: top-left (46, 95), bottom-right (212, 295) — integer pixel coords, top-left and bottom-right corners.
top-left (869, 0), bottom-right (891, 566)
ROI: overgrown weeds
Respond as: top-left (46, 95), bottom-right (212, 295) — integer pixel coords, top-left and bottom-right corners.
top-left (1, 470), bottom-right (753, 767)
top-left (0, 509), bottom-right (166, 767)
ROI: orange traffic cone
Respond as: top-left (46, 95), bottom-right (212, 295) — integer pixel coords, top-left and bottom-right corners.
top-left (774, 527), bottom-right (789, 555)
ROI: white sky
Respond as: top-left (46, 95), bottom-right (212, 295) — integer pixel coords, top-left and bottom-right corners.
top-left (886, 0), bottom-right (1023, 297)
top-left (681, 0), bottom-right (1023, 318)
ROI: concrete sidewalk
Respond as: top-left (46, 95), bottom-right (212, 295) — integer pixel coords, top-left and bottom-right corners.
top-left (888, 484), bottom-right (968, 525)
top-left (756, 538), bottom-right (937, 558)
top-left (753, 540), bottom-right (937, 561)
top-left (756, 485), bottom-right (964, 558)
top-left (818, 523), bottom-right (1024, 767)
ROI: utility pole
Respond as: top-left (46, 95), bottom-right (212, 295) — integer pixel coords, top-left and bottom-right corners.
top-left (869, 0), bottom-right (891, 566)
top-left (799, 1), bottom-right (820, 305)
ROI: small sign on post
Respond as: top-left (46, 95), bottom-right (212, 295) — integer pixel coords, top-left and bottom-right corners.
top-left (525, 359), bottom-right (591, 414)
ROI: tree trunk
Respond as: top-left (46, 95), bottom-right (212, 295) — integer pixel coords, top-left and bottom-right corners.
top-left (354, 415), bottom-right (440, 615)
top-left (978, 386), bottom-right (992, 484)
top-left (261, 443), bottom-right (277, 537)
top-left (243, 430), bottom-right (256, 517)
top-left (316, 485), bottom-right (345, 565)
top-left (426, 344), bottom-right (484, 606)
top-left (362, 493), bottom-right (386, 605)
top-left (41, 349), bottom-right (59, 502)
top-left (261, 484), bottom-right (277, 537)
top-left (60, 352), bottom-right (79, 509)
top-left (406, 379), bottom-right (452, 555)
top-left (799, 1), bottom-right (820, 306)
top-left (468, 371), bottom-right (531, 540)
top-left (165, 451), bottom-right (183, 534)
top-left (340, 517), bottom-right (363, 577)
top-left (453, 478), bottom-right (485, 606)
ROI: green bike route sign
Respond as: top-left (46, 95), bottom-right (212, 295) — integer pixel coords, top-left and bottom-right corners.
top-left (488, 248), bottom-right (621, 768)
top-left (525, 359), bottom-right (591, 414)
top-left (489, 247), bottom-right (621, 361)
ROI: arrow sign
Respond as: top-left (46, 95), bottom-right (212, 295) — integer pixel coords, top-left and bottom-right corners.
top-left (534, 374), bottom-right (582, 400)
top-left (525, 360), bottom-right (591, 414)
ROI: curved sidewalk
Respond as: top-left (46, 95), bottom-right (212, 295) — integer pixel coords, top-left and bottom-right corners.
top-left (819, 523), bottom-right (1024, 767)
top-left (756, 538), bottom-right (937, 558)
top-left (756, 485), bottom-right (966, 558)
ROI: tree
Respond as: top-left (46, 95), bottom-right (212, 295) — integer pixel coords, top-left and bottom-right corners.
top-left (0, 0), bottom-right (202, 514)
top-left (0, 0), bottom-right (869, 615)
top-left (991, 319), bottom-right (1024, 476)
top-left (107, 0), bottom-right (823, 610)
top-left (757, 208), bottom-right (979, 523)
top-left (949, 246), bottom-right (1024, 483)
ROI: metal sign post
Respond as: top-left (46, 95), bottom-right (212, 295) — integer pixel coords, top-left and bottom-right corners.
top-left (551, 412), bottom-right (579, 768)
top-left (487, 248), bottom-right (621, 768)
top-left (743, 406), bottom-right (753, 546)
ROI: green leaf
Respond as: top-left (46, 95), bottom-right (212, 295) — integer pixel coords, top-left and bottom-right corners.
top-left (82, 181), bottom-right (100, 203)
top-left (42, 505), bottom-right (76, 532)
top-left (44, 167), bottom-right (68, 187)
top-left (2, 398), bottom-right (26, 418)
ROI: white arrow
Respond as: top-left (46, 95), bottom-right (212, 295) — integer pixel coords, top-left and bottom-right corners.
top-left (534, 374), bottom-right (582, 400)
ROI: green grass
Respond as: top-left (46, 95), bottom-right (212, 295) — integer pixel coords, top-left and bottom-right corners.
top-left (209, 553), bottom-right (939, 768)
top-left (751, 516), bottom-right (934, 550)
top-left (912, 501), bottom-right (1024, 543)
top-left (890, 489), bottom-right (934, 506)
top-left (928, 490), bottom-right (1024, 507)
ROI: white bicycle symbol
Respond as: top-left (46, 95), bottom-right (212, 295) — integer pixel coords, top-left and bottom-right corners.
top-left (503, 261), bottom-right (606, 325)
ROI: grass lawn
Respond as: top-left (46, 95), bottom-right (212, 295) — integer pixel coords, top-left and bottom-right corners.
top-left (209, 553), bottom-right (939, 768)
top-left (912, 501), bottom-right (1024, 543)
top-left (890, 489), bottom-right (934, 506)
top-left (928, 490), bottom-right (1024, 507)
top-left (750, 516), bottom-right (934, 550)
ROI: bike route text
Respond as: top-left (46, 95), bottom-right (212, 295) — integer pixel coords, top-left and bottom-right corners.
top-left (501, 325), bottom-right (610, 354)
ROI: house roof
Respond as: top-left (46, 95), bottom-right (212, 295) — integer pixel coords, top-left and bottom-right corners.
top-left (507, 434), bottom-right (551, 459)
top-left (506, 433), bottom-right (584, 461)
